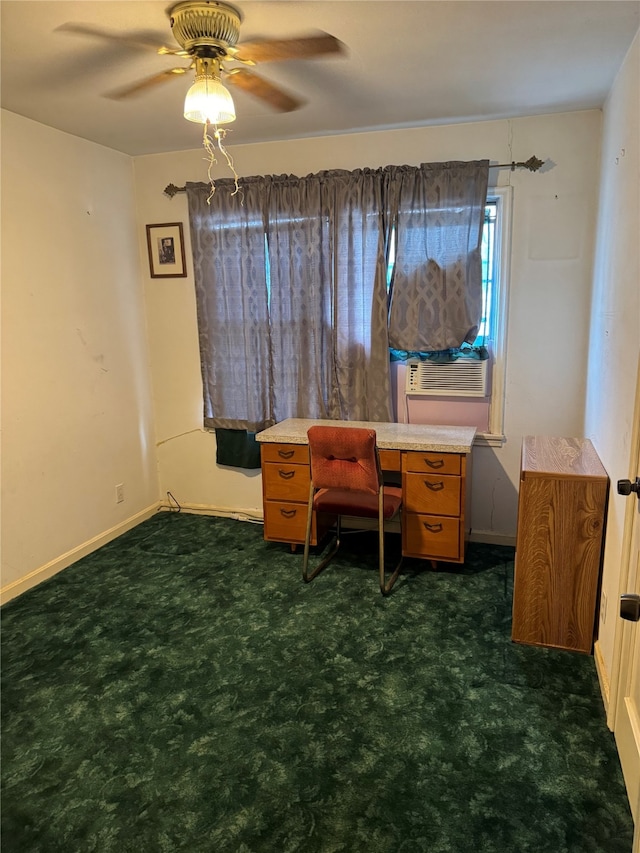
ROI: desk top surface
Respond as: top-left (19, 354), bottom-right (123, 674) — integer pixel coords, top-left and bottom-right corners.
top-left (256, 418), bottom-right (476, 454)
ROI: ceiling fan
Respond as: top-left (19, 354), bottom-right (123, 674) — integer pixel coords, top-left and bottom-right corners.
top-left (58, 0), bottom-right (346, 120)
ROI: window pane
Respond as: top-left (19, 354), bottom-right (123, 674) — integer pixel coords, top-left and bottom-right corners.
top-left (477, 202), bottom-right (497, 344)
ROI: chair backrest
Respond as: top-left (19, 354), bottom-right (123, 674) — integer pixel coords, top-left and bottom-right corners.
top-left (307, 425), bottom-right (380, 495)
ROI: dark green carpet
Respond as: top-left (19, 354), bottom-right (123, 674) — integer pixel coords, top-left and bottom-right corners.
top-left (1, 513), bottom-right (633, 852)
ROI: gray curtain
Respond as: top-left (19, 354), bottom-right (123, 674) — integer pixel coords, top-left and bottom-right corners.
top-left (325, 169), bottom-right (392, 421)
top-left (187, 178), bottom-right (271, 432)
top-left (266, 173), bottom-right (333, 422)
top-left (387, 161), bottom-right (489, 351)
top-left (187, 168), bottom-right (393, 431)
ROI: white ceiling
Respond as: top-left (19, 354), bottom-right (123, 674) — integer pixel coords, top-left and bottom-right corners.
top-left (1, 1), bottom-right (639, 156)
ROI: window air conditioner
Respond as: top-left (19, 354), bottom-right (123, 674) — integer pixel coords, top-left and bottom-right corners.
top-left (405, 359), bottom-right (489, 397)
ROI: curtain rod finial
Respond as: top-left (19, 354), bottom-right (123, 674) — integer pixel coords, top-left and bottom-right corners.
top-left (522, 156), bottom-right (544, 172)
top-left (508, 156), bottom-right (544, 172)
top-left (164, 183), bottom-right (184, 198)
top-left (491, 155), bottom-right (547, 172)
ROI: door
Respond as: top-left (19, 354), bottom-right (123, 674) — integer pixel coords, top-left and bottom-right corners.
top-left (613, 369), bottom-right (640, 850)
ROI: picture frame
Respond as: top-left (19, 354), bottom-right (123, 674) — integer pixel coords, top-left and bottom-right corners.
top-left (146, 222), bottom-right (187, 278)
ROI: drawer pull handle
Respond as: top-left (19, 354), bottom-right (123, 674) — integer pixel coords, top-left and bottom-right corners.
top-left (278, 469), bottom-right (295, 480)
top-left (424, 458), bottom-right (444, 469)
top-left (424, 480), bottom-right (444, 491)
top-left (423, 522), bottom-right (443, 533)
top-left (278, 450), bottom-right (295, 459)
top-left (280, 509), bottom-right (297, 519)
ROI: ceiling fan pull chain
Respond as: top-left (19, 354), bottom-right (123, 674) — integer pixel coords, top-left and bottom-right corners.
top-left (214, 128), bottom-right (241, 200)
top-left (202, 124), bottom-right (241, 205)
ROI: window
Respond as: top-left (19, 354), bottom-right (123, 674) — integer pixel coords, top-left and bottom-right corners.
top-left (481, 186), bottom-right (512, 443)
top-left (478, 200), bottom-right (497, 344)
top-left (189, 165), bottom-right (501, 434)
top-left (387, 187), bottom-right (511, 443)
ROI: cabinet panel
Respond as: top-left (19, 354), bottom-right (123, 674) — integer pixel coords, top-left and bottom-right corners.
top-left (379, 449), bottom-right (402, 471)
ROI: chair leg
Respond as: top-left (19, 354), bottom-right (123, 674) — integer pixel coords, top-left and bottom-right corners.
top-left (379, 490), bottom-right (403, 595)
top-left (302, 486), bottom-right (342, 583)
top-left (302, 483), bottom-right (315, 581)
top-left (380, 551), bottom-right (404, 595)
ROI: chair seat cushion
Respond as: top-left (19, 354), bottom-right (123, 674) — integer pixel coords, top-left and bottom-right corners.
top-left (314, 485), bottom-right (402, 519)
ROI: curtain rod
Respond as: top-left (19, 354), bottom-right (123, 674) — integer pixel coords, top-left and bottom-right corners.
top-left (163, 155), bottom-right (544, 197)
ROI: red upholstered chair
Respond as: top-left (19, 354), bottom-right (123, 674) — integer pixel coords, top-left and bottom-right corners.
top-left (303, 425), bottom-right (404, 595)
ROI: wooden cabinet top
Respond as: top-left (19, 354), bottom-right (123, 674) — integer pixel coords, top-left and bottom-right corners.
top-left (521, 435), bottom-right (608, 481)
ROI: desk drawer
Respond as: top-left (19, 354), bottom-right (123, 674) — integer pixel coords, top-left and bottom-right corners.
top-left (263, 462), bottom-right (310, 502)
top-left (264, 500), bottom-right (333, 545)
top-left (404, 451), bottom-right (461, 476)
top-left (261, 443), bottom-right (309, 465)
top-left (264, 500), bottom-right (309, 542)
top-left (404, 472), bottom-right (461, 517)
top-left (403, 514), bottom-right (460, 560)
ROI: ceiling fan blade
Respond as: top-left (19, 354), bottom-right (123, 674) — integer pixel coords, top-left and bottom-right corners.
top-left (226, 69), bottom-right (304, 112)
top-left (104, 68), bottom-right (189, 100)
top-left (233, 32), bottom-right (345, 64)
top-left (56, 23), bottom-right (177, 54)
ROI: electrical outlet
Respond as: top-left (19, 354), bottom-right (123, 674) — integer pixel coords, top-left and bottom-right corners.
top-left (115, 483), bottom-right (125, 504)
top-left (600, 591), bottom-right (607, 624)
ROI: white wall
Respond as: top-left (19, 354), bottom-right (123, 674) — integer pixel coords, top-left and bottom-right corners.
top-left (586, 32), bottom-right (640, 679)
top-left (134, 110), bottom-right (601, 540)
top-left (1, 111), bottom-right (159, 600)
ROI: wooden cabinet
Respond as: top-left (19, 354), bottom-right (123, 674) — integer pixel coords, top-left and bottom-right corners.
top-left (511, 436), bottom-right (609, 654)
top-left (402, 450), bottom-right (468, 562)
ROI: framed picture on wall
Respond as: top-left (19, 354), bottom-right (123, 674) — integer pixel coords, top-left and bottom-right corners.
top-left (146, 222), bottom-right (187, 278)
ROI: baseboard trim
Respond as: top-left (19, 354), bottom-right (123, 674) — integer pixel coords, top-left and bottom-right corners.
top-left (1, 503), bottom-right (161, 605)
top-left (469, 530), bottom-right (517, 547)
top-left (593, 640), bottom-right (612, 726)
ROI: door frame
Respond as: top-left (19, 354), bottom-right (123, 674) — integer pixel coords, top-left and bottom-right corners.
top-left (607, 357), bottom-right (640, 848)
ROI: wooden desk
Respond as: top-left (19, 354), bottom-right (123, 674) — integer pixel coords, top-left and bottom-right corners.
top-left (511, 436), bottom-right (609, 653)
top-left (256, 418), bottom-right (476, 563)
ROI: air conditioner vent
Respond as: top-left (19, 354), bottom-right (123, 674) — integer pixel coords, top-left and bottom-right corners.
top-left (405, 359), bottom-right (488, 397)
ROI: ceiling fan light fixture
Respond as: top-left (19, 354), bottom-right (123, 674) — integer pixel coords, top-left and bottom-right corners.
top-left (184, 73), bottom-right (236, 125)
